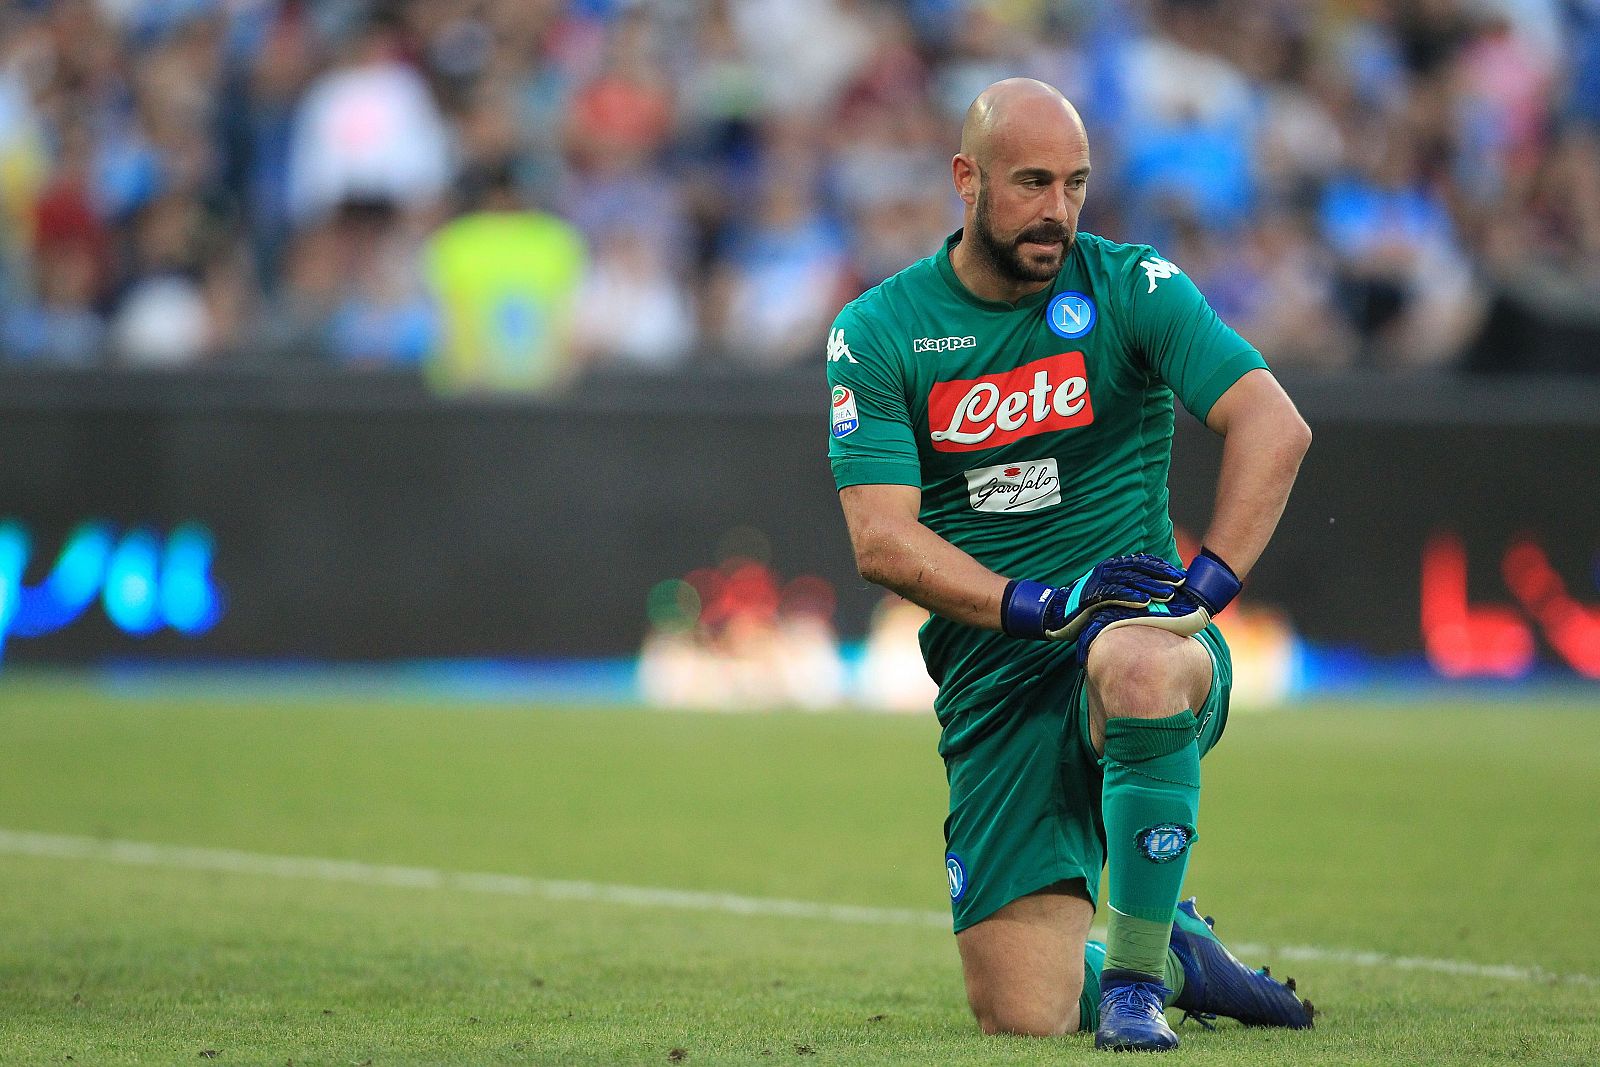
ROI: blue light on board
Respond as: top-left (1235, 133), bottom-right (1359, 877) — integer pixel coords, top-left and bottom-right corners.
top-left (103, 529), bottom-right (163, 636)
top-left (0, 520), bottom-right (223, 662)
top-left (161, 524), bottom-right (223, 635)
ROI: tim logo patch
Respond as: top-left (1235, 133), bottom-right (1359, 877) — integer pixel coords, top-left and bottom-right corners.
top-left (927, 352), bottom-right (1093, 452)
top-left (963, 458), bottom-right (1061, 513)
top-left (831, 386), bottom-right (859, 438)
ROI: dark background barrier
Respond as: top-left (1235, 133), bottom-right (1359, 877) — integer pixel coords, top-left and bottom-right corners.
top-left (1, 368), bottom-right (1597, 671)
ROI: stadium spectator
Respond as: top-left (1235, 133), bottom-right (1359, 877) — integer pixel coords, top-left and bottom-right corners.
top-left (285, 18), bottom-right (450, 227)
top-left (574, 227), bottom-right (695, 368)
top-left (710, 155), bottom-right (853, 366)
top-left (328, 198), bottom-right (437, 371)
top-left (1117, 1), bottom-right (1259, 238)
top-left (1568, 0), bottom-right (1600, 129)
top-left (109, 194), bottom-right (213, 366)
top-left (426, 163), bottom-right (585, 391)
top-left (233, 6), bottom-right (317, 287)
top-left (3, 117), bottom-right (105, 366)
top-left (0, 18), bottom-right (48, 310)
top-left (1, 236), bottom-right (104, 367)
top-left (1319, 122), bottom-right (1478, 366)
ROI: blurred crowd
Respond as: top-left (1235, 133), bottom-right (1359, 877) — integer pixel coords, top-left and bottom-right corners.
top-left (3, 0), bottom-right (1600, 381)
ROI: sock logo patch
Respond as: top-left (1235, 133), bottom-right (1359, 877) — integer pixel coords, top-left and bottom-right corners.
top-left (945, 853), bottom-right (968, 901)
top-left (1136, 824), bottom-right (1195, 863)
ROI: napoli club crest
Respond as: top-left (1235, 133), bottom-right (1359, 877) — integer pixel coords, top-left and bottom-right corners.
top-left (945, 853), bottom-right (967, 901)
top-left (1046, 291), bottom-right (1096, 339)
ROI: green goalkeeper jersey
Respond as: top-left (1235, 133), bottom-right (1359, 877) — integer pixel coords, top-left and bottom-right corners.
top-left (826, 230), bottom-right (1266, 755)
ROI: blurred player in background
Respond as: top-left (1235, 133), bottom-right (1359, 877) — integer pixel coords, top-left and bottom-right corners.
top-left (826, 79), bottom-right (1314, 1052)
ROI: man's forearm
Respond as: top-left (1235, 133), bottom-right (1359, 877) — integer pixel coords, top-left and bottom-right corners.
top-left (1200, 407), bottom-right (1311, 580)
top-left (853, 519), bottom-right (1010, 630)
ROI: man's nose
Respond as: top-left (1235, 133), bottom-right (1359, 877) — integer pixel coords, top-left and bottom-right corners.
top-left (1043, 183), bottom-right (1071, 222)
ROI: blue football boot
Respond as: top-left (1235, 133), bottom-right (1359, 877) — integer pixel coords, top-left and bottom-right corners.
top-left (1094, 969), bottom-right (1179, 1052)
top-left (1168, 898), bottom-right (1316, 1030)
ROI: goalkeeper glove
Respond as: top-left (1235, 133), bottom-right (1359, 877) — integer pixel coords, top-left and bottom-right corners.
top-left (1075, 547), bottom-right (1243, 657)
top-left (1000, 554), bottom-right (1186, 642)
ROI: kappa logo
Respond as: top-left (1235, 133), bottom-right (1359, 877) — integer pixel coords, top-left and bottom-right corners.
top-left (927, 352), bottom-right (1094, 452)
top-left (826, 328), bottom-right (858, 363)
top-left (914, 335), bottom-right (977, 354)
top-left (1139, 257), bottom-right (1182, 294)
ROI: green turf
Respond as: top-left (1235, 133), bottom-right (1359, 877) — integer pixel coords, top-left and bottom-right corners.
top-left (1, 677), bottom-right (1598, 1064)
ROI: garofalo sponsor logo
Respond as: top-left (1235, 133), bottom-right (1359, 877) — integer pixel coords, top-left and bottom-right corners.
top-left (963, 458), bottom-right (1062, 513)
top-left (928, 352), bottom-right (1094, 452)
top-left (914, 335), bottom-right (977, 354)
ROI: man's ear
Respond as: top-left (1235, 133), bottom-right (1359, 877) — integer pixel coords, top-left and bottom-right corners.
top-left (952, 154), bottom-right (979, 207)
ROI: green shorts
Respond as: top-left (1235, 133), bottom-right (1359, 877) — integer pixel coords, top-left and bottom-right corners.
top-left (941, 624), bottom-right (1232, 933)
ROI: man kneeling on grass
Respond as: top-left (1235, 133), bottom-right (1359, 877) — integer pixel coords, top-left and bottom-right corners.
top-left (826, 78), bottom-right (1316, 1051)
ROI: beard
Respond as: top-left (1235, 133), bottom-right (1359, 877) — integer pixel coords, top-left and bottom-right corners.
top-left (972, 185), bottom-right (1074, 284)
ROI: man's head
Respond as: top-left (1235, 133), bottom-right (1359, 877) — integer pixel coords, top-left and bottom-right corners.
top-left (954, 79), bottom-right (1090, 286)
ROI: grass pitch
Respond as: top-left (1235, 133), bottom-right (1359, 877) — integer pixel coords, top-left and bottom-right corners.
top-left (0, 677), bottom-right (1597, 1065)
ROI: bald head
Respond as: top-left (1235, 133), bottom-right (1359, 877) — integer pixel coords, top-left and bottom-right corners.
top-left (949, 79), bottom-right (1091, 298)
top-left (960, 79), bottom-right (1086, 167)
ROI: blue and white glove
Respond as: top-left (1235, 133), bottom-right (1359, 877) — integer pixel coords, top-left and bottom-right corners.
top-left (1000, 554), bottom-right (1187, 643)
top-left (1075, 548), bottom-right (1243, 660)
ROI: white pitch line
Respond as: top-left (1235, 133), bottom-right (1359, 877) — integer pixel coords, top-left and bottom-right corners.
top-left (1, 828), bottom-right (1594, 988)
top-left (0, 829), bottom-right (949, 930)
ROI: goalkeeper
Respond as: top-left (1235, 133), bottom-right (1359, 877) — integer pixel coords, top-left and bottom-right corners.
top-left (826, 79), bottom-right (1314, 1052)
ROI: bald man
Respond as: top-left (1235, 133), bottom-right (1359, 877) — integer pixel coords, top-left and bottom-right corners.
top-left (825, 79), bottom-right (1315, 1051)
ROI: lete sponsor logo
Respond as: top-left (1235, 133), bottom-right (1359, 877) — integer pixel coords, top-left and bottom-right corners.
top-left (964, 458), bottom-right (1061, 513)
top-left (927, 352), bottom-right (1093, 452)
top-left (831, 385), bottom-right (859, 438)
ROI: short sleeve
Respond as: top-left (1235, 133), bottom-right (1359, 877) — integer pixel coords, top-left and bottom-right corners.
top-left (825, 308), bottom-right (922, 489)
top-left (1122, 247), bottom-right (1268, 423)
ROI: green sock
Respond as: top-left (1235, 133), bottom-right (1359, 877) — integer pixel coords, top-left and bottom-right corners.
top-left (1079, 937), bottom-right (1186, 1029)
top-left (1101, 711), bottom-right (1201, 979)
top-left (1105, 907), bottom-right (1174, 979)
top-left (1080, 939), bottom-right (1106, 1031)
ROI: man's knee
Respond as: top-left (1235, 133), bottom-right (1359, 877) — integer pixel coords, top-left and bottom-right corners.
top-left (967, 961), bottom-right (1083, 1036)
top-left (971, 988), bottom-right (1081, 1037)
top-left (1085, 625), bottom-right (1211, 715)
top-left (957, 884), bottom-right (1093, 1037)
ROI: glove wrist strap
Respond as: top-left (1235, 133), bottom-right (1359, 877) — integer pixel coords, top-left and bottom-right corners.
top-left (1001, 578), bottom-right (1056, 639)
top-left (1185, 548), bottom-right (1241, 615)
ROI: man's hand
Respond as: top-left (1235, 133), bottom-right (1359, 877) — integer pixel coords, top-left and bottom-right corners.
top-left (1074, 548), bottom-right (1243, 661)
top-left (1001, 554), bottom-right (1186, 642)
